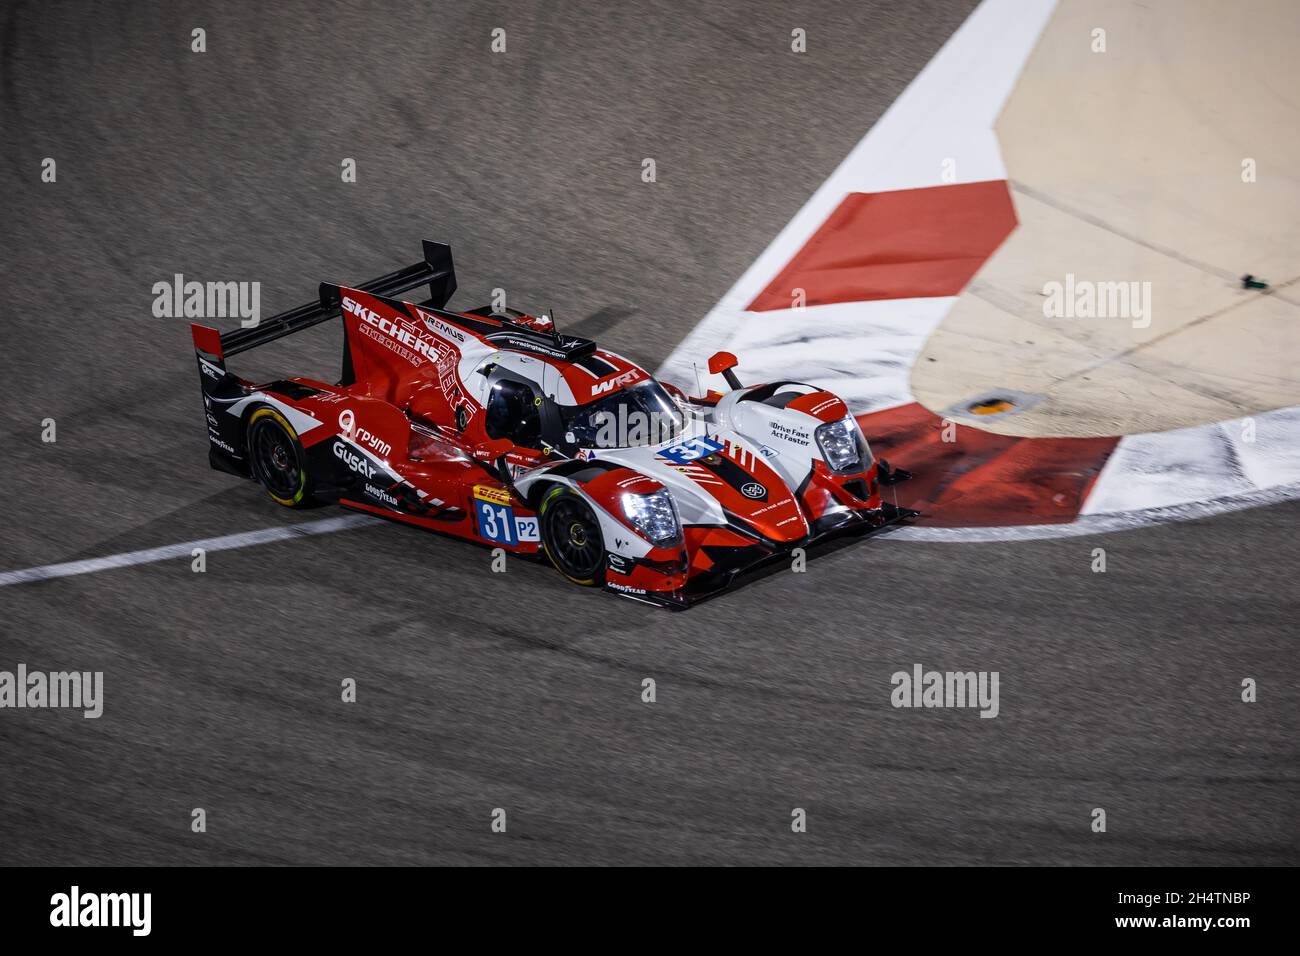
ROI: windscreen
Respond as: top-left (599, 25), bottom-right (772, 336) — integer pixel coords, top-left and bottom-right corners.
top-left (563, 380), bottom-right (686, 448)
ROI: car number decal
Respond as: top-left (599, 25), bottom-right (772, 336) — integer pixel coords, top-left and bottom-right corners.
top-left (473, 484), bottom-right (521, 545)
top-left (475, 499), bottom-right (518, 545)
top-left (658, 435), bottom-right (724, 466)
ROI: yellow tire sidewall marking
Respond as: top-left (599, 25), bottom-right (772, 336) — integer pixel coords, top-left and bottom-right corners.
top-left (249, 407), bottom-right (306, 506)
top-left (540, 486), bottom-right (598, 586)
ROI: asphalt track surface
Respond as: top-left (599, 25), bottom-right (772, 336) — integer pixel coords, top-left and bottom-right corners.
top-left (1, 1), bottom-right (1296, 865)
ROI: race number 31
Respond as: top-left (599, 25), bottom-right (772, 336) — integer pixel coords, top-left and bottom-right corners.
top-left (476, 499), bottom-right (518, 546)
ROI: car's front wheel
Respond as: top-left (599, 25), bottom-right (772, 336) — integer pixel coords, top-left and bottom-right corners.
top-left (538, 485), bottom-right (606, 586)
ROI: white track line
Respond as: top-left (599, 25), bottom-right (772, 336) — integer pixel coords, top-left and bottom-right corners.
top-left (0, 514), bottom-right (378, 588)
top-left (7, 476), bottom-right (1288, 591)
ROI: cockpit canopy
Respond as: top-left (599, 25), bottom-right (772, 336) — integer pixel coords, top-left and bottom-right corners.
top-left (484, 374), bottom-right (684, 452)
top-left (564, 379), bottom-right (685, 448)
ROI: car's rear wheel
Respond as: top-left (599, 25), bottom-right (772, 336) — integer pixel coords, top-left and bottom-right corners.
top-left (247, 406), bottom-right (314, 507)
top-left (539, 485), bottom-right (606, 586)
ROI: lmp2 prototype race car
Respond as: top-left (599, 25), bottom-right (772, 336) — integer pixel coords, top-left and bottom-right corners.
top-left (190, 241), bottom-right (913, 607)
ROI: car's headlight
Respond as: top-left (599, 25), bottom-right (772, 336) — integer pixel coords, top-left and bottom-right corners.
top-left (621, 489), bottom-right (682, 548)
top-left (815, 416), bottom-right (872, 474)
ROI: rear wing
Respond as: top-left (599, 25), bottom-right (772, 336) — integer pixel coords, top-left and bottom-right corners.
top-left (190, 240), bottom-right (457, 361)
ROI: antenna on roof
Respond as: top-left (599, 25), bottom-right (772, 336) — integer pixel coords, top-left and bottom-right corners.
top-left (547, 306), bottom-right (563, 348)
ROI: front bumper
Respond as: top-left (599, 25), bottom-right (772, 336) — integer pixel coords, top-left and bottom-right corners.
top-left (607, 501), bottom-right (919, 610)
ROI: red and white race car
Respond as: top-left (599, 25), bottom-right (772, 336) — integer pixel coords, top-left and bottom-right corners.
top-left (190, 241), bottom-right (913, 607)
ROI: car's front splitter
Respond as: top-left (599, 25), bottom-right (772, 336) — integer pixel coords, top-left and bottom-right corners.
top-left (605, 502), bottom-right (919, 610)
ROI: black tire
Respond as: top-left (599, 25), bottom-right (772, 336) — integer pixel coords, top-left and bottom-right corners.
top-left (246, 406), bottom-right (315, 507)
top-left (538, 485), bottom-right (606, 586)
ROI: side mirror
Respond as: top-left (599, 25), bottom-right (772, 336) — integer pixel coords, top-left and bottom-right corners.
top-left (707, 351), bottom-right (743, 390)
